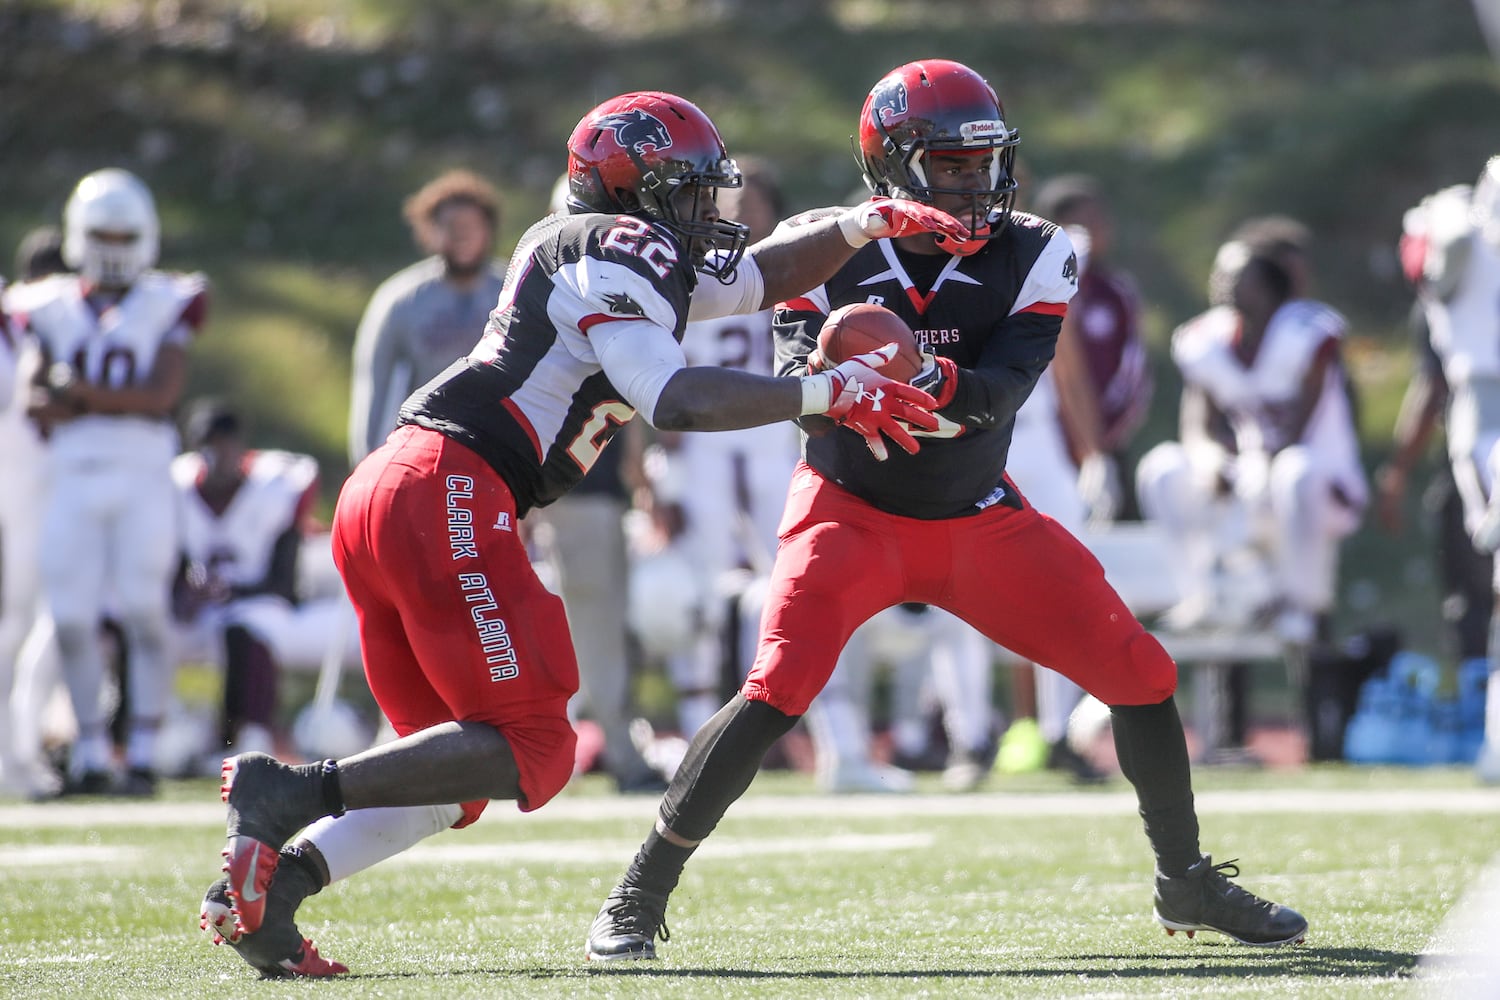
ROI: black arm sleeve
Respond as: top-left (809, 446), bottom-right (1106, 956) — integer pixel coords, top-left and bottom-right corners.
top-left (942, 310), bottom-right (1060, 429)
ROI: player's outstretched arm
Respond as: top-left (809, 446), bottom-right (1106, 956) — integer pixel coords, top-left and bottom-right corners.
top-left (749, 199), bottom-right (969, 309)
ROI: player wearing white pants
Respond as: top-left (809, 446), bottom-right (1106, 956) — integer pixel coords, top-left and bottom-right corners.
top-left (1004, 368), bottom-right (1108, 779)
top-left (1396, 159), bottom-right (1500, 780)
top-left (0, 289), bottom-right (33, 790)
top-left (657, 407), bottom-right (799, 736)
top-left (172, 405), bottom-right (330, 762)
top-left (647, 162), bottom-right (804, 740)
top-left (9, 169), bottom-right (206, 795)
top-left (1136, 240), bottom-right (1366, 650)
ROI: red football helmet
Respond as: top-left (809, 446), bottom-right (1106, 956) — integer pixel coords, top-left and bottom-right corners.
top-left (567, 91), bottom-right (750, 280)
top-left (856, 59), bottom-right (1020, 255)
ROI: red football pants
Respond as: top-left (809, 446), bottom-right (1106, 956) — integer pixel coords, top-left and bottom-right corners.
top-left (743, 463), bottom-right (1177, 716)
top-left (331, 426), bottom-right (579, 823)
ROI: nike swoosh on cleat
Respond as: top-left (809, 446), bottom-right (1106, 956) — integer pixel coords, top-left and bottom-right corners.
top-left (237, 871), bottom-right (262, 904)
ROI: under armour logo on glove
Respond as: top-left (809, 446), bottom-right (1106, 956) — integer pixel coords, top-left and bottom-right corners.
top-left (821, 345), bottom-right (939, 461)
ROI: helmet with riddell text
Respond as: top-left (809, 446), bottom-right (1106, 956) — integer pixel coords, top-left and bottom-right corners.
top-left (857, 59), bottom-right (1019, 255)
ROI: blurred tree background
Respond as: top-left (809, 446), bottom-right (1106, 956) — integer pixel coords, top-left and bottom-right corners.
top-left (2, 0), bottom-right (1498, 656)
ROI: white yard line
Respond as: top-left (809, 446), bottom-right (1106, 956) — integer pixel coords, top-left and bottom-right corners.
top-left (2, 786), bottom-right (1497, 831)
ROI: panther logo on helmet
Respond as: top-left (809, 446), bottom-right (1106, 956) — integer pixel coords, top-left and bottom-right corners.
top-left (873, 82), bottom-right (908, 125)
top-left (568, 92), bottom-right (751, 282)
top-left (856, 60), bottom-right (1020, 257)
top-left (593, 109), bottom-right (673, 155)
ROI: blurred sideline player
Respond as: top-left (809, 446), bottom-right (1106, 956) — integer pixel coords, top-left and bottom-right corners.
top-left (1139, 220), bottom-right (1365, 763)
top-left (590, 60), bottom-right (1307, 963)
top-left (1031, 174), bottom-right (1153, 521)
top-left (1136, 236), bottom-right (1365, 647)
top-left (0, 228), bottom-right (69, 796)
top-left (349, 169), bottom-right (508, 463)
top-left (9, 169), bottom-right (206, 796)
top-left (171, 399), bottom-right (333, 762)
top-left (196, 88), bottom-right (961, 978)
top-left (1383, 159), bottom-right (1500, 781)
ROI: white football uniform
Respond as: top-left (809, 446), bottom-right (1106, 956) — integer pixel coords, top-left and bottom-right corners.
top-left (675, 308), bottom-right (799, 581)
top-left (650, 309), bottom-right (799, 735)
top-left (1139, 297), bottom-right (1366, 633)
top-left (1417, 187), bottom-right (1500, 574)
top-left (6, 269), bottom-right (205, 774)
top-left (172, 449), bottom-right (344, 671)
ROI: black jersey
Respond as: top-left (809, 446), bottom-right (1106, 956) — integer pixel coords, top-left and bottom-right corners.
top-left (398, 211), bottom-right (753, 517)
top-left (774, 211), bottom-right (1077, 520)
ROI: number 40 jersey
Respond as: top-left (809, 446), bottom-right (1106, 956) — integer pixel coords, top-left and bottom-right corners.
top-left (7, 270), bottom-right (207, 467)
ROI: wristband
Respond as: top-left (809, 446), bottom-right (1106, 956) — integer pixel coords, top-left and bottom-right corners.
top-left (799, 372), bottom-right (834, 415)
top-left (837, 208), bottom-right (873, 248)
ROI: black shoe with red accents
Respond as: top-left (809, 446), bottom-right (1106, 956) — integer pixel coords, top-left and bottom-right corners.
top-left (1154, 854), bottom-right (1308, 946)
top-left (200, 851), bottom-right (346, 978)
top-left (585, 884), bottom-right (671, 961)
top-left (219, 754), bottom-right (341, 936)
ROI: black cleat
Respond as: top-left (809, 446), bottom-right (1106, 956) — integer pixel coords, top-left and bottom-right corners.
top-left (219, 754), bottom-right (329, 936)
top-left (586, 884), bottom-right (670, 961)
top-left (57, 770), bottom-right (115, 797)
top-left (1154, 854), bottom-right (1308, 946)
top-left (115, 767), bottom-right (159, 798)
top-left (200, 868), bottom-right (346, 978)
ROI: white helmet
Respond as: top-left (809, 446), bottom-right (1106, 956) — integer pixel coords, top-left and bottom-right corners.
top-left (63, 168), bottom-right (160, 286)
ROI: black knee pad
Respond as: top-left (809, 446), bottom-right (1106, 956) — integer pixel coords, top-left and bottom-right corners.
top-left (660, 694), bottom-right (798, 842)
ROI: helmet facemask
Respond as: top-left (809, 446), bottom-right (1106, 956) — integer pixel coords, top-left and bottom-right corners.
top-left (857, 60), bottom-right (1021, 257)
top-left (635, 156), bottom-right (750, 282)
top-left (863, 125), bottom-right (1019, 257)
top-left (63, 169), bottom-right (160, 288)
top-left (567, 94), bottom-right (752, 282)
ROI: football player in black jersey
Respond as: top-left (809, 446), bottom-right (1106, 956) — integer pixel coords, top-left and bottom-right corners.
top-left (196, 90), bottom-right (971, 978)
top-left (588, 60), bottom-right (1308, 961)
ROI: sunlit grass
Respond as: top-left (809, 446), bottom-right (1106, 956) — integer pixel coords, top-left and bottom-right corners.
top-left (0, 767), bottom-right (1495, 998)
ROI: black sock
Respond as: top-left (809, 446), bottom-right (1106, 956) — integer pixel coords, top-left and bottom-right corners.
top-left (625, 828), bottom-right (697, 896)
top-left (277, 845), bottom-right (325, 899)
top-left (1111, 697), bottom-right (1201, 878)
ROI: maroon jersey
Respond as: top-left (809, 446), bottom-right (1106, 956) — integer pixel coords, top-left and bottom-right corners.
top-left (774, 210), bottom-right (1077, 520)
top-left (398, 211), bottom-right (698, 517)
top-left (1074, 264), bottom-right (1152, 450)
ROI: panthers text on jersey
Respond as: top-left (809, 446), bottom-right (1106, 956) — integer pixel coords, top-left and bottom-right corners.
top-left (773, 210), bottom-right (1077, 520)
top-left (398, 210), bottom-right (756, 517)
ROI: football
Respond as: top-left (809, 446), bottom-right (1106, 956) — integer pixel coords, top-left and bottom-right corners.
top-left (816, 302), bottom-right (923, 382)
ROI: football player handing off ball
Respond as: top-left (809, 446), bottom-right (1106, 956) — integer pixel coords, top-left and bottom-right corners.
top-left (588, 59), bottom-right (1309, 961)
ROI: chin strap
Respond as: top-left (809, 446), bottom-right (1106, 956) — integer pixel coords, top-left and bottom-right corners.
top-left (936, 220), bottom-right (992, 257)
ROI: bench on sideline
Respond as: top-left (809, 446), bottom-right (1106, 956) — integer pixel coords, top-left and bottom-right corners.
top-left (1077, 522), bottom-right (1285, 663)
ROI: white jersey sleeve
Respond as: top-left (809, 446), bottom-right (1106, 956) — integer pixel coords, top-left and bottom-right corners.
top-left (686, 252), bottom-right (764, 323)
top-left (1011, 224), bottom-right (1079, 316)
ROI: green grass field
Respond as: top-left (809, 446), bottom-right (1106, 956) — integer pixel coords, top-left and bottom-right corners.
top-left (3, 766), bottom-right (1497, 999)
